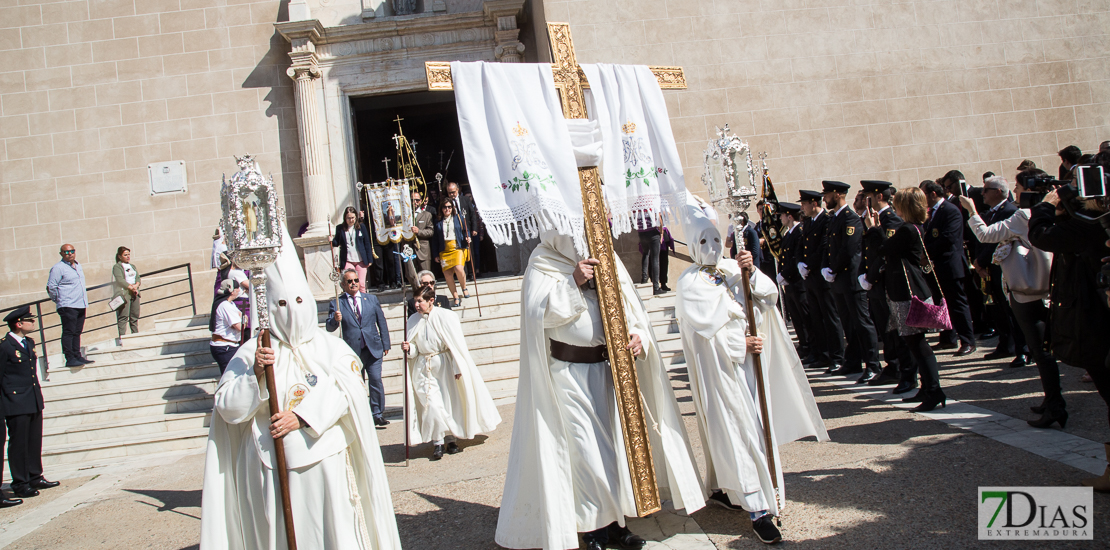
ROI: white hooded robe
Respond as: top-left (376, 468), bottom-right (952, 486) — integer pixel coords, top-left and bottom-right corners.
top-left (404, 306), bottom-right (502, 444)
top-left (199, 234), bottom-right (402, 550)
top-left (676, 216), bottom-right (829, 517)
top-left (495, 230), bottom-right (706, 550)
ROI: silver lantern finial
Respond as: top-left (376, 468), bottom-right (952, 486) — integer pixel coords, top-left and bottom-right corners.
top-left (701, 125), bottom-right (758, 249)
top-left (221, 155), bottom-right (285, 332)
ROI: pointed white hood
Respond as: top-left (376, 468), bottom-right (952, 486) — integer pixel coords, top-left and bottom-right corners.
top-left (263, 232), bottom-right (318, 347)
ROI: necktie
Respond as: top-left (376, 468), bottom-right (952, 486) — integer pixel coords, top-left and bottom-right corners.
top-left (352, 295), bottom-right (361, 323)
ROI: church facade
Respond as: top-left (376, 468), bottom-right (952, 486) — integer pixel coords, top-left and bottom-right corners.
top-left (2, 0), bottom-right (1107, 305)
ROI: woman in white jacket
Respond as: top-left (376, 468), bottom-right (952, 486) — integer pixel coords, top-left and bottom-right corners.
top-left (959, 174), bottom-right (1060, 429)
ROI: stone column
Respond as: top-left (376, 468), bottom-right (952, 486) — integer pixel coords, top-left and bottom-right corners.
top-left (278, 21), bottom-right (337, 301)
top-left (493, 15), bottom-right (524, 63)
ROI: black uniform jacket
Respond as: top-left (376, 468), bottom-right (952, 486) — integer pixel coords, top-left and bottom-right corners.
top-left (0, 334), bottom-right (44, 417)
top-left (861, 207), bottom-right (904, 284)
top-left (800, 211), bottom-right (830, 288)
top-left (922, 198), bottom-right (968, 279)
top-left (823, 206), bottom-right (865, 293)
top-left (779, 223), bottom-right (806, 285)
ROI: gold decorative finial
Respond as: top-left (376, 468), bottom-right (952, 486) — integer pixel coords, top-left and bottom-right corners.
top-left (621, 121), bottom-right (637, 134)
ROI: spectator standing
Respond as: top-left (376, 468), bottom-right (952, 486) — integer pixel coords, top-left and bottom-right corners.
top-left (866, 188), bottom-right (944, 411)
top-left (636, 215), bottom-right (664, 295)
top-left (208, 280), bottom-right (243, 374)
top-left (445, 182), bottom-right (480, 278)
top-left (112, 246), bottom-right (141, 343)
top-left (961, 177), bottom-right (1056, 427)
top-left (1058, 145), bottom-right (1082, 182)
top-left (433, 198), bottom-right (470, 307)
top-left (46, 244), bottom-right (92, 367)
top-left (776, 202), bottom-right (813, 361)
top-left (410, 190), bottom-right (435, 276)
top-left (326, 269), bottom-right (392, 426)
top-left (332, 206), bottom-right (375, 293)
top-left (919, 181), bottom-right (976, 356)
top-left (968, 177), bottom-right (1027, 364)
top-left (211, 227), bottom-right (227, 269)
top-left (406, 270), bottom-right (453, 317)
top-left (1, 307), bottom-right (60, 498)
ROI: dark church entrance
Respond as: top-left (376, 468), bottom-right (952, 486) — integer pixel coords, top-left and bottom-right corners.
top-left (350, 91), bottom-right (504, 289)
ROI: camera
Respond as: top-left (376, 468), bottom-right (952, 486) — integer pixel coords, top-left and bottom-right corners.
top-left (1016, 172), bottom-right (1062, 192)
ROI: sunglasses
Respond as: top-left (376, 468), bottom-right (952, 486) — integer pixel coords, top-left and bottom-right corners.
top-left (62, 250), bottom-right (75, 254)
top-left (345, 278), bottom-right (360, 283)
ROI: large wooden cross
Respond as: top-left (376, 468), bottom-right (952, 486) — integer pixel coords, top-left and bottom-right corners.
top-left (425, 22), bottom-right (685, 517)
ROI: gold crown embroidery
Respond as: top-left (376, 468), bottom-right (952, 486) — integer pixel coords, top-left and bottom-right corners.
top-left (621, 121), bottom-right (637, 134)
top-left (513, 122), bottom-right (528, 137)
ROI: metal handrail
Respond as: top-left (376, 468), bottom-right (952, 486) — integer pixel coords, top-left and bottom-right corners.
top-left (0, 263), bottom-right (197, 370)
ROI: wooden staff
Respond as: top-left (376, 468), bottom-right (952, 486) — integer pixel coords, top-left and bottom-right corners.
top-left (326, 222), bottom-right (343, 338)
top-left (736, 243), bottom-right (782, 513)
top-left (259, 328), bottom-right (298, 549)
top-left (402, 281), bottom-right (411, 467)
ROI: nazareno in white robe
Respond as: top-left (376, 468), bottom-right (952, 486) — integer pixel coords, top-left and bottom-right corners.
top-left (495, 231), bottom-right (706, 550)
top-left (675, 216), bottom-right (829, 517)
top-left (199, 233), bottom-right (401, 550)
top-left (404, 306), bottom-right (502, 444)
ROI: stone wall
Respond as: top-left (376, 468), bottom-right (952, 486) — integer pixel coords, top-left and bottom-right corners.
top-left (0, 0), bottom-right (299, 307)
top-left (540, 0), bottom-right (1110, 203)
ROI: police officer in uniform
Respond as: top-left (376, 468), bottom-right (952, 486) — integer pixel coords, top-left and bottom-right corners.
top-left (776, 202), bottom-right (814, 360)
top-left (820, 181), bottom-right (882, 382)
top-left (858, 181), bottom-right (914, 388)
top-left (1, 306), bottom-right (59, 499)
top-left (798, 189), bottom-right (844, 372)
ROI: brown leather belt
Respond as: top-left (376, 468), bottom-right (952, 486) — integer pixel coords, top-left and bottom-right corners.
top-left (211, 335), bottom-right (238, 344)
top-left (550, 340), bottom-right (608, 363)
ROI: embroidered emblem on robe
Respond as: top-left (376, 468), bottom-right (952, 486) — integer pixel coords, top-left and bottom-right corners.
top-left (287, 383), bottom-right (309, 409)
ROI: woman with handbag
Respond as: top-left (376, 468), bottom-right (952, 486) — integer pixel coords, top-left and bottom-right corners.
top-left (865, 187), bottom-right (946, 412)
top-left (112, 246), bottom-right (141, 343)
top-left (960, 174), bottom-right (1060, 428)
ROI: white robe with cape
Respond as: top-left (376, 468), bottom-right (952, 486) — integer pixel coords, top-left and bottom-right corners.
top-left (404, 306), bottom-right (502, 444)
top-left (676, 219), bottom-right (829, 517)
top-left (200, 234), bottom-right (401, 550)
top-left (495, 232), bottom-right (706, 550)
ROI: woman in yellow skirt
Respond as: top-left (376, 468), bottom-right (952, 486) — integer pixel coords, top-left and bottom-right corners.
top-left (433, 198), bottom-right (470, 307)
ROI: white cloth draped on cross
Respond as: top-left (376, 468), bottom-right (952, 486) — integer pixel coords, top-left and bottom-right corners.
top-left (451, 61), bottom-right (688, 255)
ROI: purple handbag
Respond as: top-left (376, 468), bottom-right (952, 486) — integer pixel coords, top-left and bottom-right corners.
top-left (903, 227), bottom-right (953, 331)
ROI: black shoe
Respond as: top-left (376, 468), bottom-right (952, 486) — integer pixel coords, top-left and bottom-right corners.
top-left (29, 479), bottom-right (59, 490)
top-left (12, 487), bottom-right (38, 498)
top-left (892, 381), bottom-right (918, 394)
top-left (373, 417), bottom-right (390, 427)
top-left (909, 391), bottom-right (947, 412)
top-left (902, 390), bottom-right (927, 403)
top-left (607, 523), bottom-right (646, 550)
top-left (708, 490), bottom-right (744, 511)
top-left (0, 495), bottom-right (21, 508)
top-left (1010, 354), bottom-right (1032, 368)
top-left (585, 542), bottom-right (604, 550)
top-left (446, 441), bottom-right (461, 454)
top-left (431, 445), bottom-right (444, 460)
top-left (827, 364), bottom-right (860, 376)
top-left (954, 344), bottom-right (977, 357)
top-left (653, 288), bottom-right (666, 296)
top-left (751, 514), bottom-right (782, 544)
top-left (1031, 399), bottom-right (1047, 414)
top-left (659, 285), bottom-right (671, 292)
top-left (935, 341), bottom-right (959, 350)
top-left (855, 367), bottom-right (881, 384)
top-left (978, 329), bottom-right (997, 339)
top-left (79, 357), bottom-right (95, 364)
top-left (867, 372), bottom-right (898, 386)
top-left (65, 360), bottom-right (85, 367)
top-left (983, 348), bottom-right (1015, 360)
top-left (1027, 409), bottom-right (1068, 429)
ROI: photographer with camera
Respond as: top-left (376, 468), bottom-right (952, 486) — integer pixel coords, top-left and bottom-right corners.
top-left (1027, 168), bottom-right (1110, 491)
top-left (961, 175), bottom-right (1057, 428)
top-left (940, 170), bottom-right (993, 342)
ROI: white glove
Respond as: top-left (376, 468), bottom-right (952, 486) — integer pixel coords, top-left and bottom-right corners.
top-left (797, 262), bottom-right (809, 279)
top-left (776, 272), bottom-right (786, 286)
top-left (858, 274), bottom-right (872, 291)
top-left (821, 267), bottom-right (835, 283)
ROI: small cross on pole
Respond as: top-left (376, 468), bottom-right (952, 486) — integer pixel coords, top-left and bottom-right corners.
top-left (382, 157), bottom-right (391, 180)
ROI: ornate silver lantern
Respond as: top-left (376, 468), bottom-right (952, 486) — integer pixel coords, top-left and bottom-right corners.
top-left (702, 124), bottom-right (758, 230)
top-left (220, 155), bottom-right (285, 332)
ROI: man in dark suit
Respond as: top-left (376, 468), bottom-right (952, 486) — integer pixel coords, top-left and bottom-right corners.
top-left (326, 269), bottom-right (392, 426)
top-left (798, 189), bottom-right (844, 372)
top-left (941, 170), bottom-right (992, 338)
top-left (820, 181), bottom-right (882, 382)
top-left (1, 307), bottom-right (60, 500)
top-left (859, 181), bottom-right (913, 388)
top-left (410, 190), bottom-right (435, 276)
top-left (920, 180), bottom-right (976, 356)
top-left (969, 176), bottom-right (1027, 363)
top-left (446, 181), bottom-right (480, 277)
top-left (776, 202), bottom-right (813, 360)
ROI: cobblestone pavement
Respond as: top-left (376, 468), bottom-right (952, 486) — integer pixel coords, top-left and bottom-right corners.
top-left (3, 338), bottom-right (1109, 548)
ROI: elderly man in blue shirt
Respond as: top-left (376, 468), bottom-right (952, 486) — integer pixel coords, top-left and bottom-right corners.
top-left (46, 244), bottom-right (92, 367)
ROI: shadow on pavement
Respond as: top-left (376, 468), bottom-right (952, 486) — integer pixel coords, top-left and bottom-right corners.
top-left (125, 489), bottom-right (202, 520)
top-left (398, 492), bottom-right (501, 549)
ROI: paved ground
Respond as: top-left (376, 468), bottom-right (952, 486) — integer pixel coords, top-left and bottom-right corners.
top-left (2, 337), bottom-right (1109, 548)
